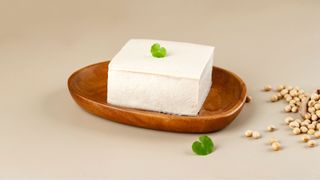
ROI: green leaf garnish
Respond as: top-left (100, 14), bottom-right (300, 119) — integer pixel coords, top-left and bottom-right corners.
top-left (151, 43), bottom-right (167, 58)
top-left (192, 135), bottom-right (214, 156)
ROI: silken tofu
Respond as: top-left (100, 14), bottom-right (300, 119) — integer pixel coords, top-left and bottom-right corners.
top-left (107, 39), bottom-right (215, 116)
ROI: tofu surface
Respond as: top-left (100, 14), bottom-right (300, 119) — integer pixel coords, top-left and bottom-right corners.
top-left (107, 39), bottom-right (214, 116)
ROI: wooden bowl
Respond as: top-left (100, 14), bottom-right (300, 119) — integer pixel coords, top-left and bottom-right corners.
top-left (68, 61), bottom-right (247, 133)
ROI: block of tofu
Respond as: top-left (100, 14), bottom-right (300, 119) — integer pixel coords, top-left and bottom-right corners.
top-left (107, 39), bottom-right (214, 116)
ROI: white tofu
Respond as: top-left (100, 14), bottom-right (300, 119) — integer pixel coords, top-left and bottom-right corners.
top-left (107, 39), bottom-right (214, 116)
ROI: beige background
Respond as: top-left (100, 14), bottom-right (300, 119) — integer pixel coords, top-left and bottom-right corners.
top-left (1, 0), bottom-right (320, 179)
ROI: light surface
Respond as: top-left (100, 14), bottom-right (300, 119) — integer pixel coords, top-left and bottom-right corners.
top-left (110, 39), bottom-right (214, 78)
top-left (1, 0), bottom-right (320, 179)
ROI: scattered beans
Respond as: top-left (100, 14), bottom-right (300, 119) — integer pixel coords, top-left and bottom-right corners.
top-left (300, 126), bottom-right (308, 133)
top-left (289, 121), bottom-right (300, 129)
top-left (252, 131), bottom-right (261, 139)
top-left (308, 107), bottom-right (315, 113)
top-left (311, 94), bottom-right (319, 100)
top-left (295, 119), bottom-right (302, 124)
top-left (286, 86), bottom-right (293, 90)
top-left (303, 120), bottom-right (311, 125)
top-left (291, 106), bottom-right (298, 113)
top-left (281, 89), bottom-right (289, 96)
top-left (244, 130), bottom-right (253, 137)
top-left (251, 86), bottom-right (320, 152)
top-left (271, 95), bottom-right (279, 102)
top-left (289, 99), bottom-right (296, 105)
top-left (308, 124), bottom-right (315, 130)
top-left (276, 85), bottom-right (285, 92)
top-left (271, 142), bottom-right (281, 151)
top-left (284, 105), bottom-right (292, 112)
top-left (311, 114), bottom-right (318, 121)
top-left (293, 128), bottom-right (301, 135)
top-left (290, 90), bottom-right (298, 97)
top-left (267, 125), bottom-right (276, 132)
top-left (268, 138), bottom-right (279, 145)
top-left (314, 131), bottom-right (320, 138)
top-left (284, 116), bottom-right (294, 124)
top-left (308, 100), bottom-right (316, 107)
top-left (304, 113), bottom-right (311, 120)
top-left (307, 140), bottom-right (317, 147)
top-left (276, 93), bottom-right (283, 99)
top-left (285, 95), bottom-right (292, 102)
top-left (263, 85), bottom-right (272, 92)
top-left (245, 96), bottom-right (252, 103)
top-left (308, 129), bottom-right (315, 135)
top-left (302, 135), bottom-right (311, 142)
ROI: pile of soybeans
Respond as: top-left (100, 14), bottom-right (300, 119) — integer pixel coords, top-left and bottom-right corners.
top-left (244, 85), bottom-right (320, 151)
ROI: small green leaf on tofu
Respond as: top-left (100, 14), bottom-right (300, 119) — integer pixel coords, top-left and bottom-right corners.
top-left (151, 43), bottom-right (167, 58)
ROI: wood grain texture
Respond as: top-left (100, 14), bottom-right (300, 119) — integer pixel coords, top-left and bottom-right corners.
top-left (68, 61), bottom-right (247, 133)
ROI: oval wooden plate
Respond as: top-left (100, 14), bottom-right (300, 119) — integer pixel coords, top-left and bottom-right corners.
top-left (68, 61), bottom-right (247, 133)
